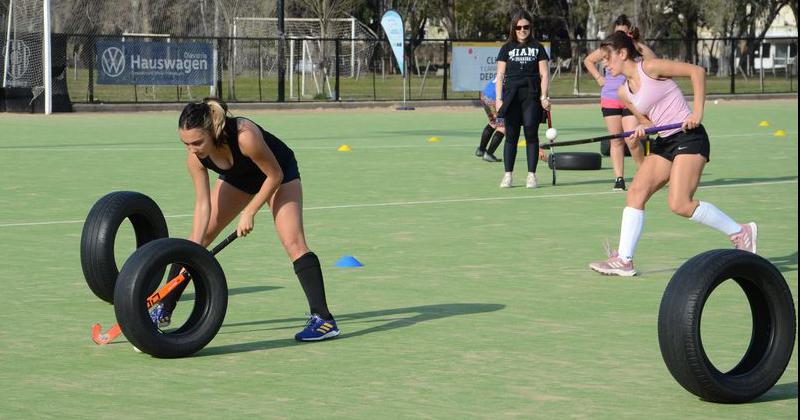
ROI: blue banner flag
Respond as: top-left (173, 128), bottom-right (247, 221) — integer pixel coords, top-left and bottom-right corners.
top-left (96, 40), bottom-right (214, 85)
top-left (380, 10), bottom-right (405, 77)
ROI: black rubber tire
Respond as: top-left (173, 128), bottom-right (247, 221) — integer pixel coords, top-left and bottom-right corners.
top-left (600, 139), bottom-right (631, 156)
top-left (658, 249), bottom-right (796, 403)
top-left (114, 238), bottom-right (228, 358)
top-left (548, 152), bottom-right (602, 170)
top-left (80, 191), bottom-right (169, 303)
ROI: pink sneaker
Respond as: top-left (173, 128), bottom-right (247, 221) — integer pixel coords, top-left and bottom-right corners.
top-left (730, 222), bottom-right (758, 254)
top-left (589, 244), bottom-right (637, 276)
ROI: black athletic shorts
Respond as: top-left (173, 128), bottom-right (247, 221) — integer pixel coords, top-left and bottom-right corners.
top-left (601, 107), bottom-right (633, 117)
top-left (650, 125), bottom-right (710, 162)
top-left (220, 160), bottom-right (301, 194)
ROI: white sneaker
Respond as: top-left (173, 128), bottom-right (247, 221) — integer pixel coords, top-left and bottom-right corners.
top-left (526, 172), bottom-right (538, 188)
top-left (589, 243), bottom-right (637, 276)
top-left (589, 254), bottom-right (637, 276)
top-left (500, 172), bottom-right (513, 188)
top-left (730, 222), bottom-right (758, 254)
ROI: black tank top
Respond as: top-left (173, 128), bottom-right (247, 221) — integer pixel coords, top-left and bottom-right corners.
top-left (199, 117), bottom-right (297, 193)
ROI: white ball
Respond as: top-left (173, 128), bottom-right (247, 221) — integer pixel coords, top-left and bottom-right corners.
top-left (545, 127), bottom-right (558, 141)
top-left (713, 99), bottom-right (719, 105)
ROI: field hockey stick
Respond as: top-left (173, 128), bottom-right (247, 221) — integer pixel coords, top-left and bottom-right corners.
top-left (91, 231), bottom-right (239, 345)
top-left (539, 123), bottom-right (683, 150)
top-left (545, 110), bottom-right (556, 186)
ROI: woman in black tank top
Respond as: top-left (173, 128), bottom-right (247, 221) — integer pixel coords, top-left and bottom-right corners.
top-left (198, 115), bottom-right (300, 194)
top-left (154, 97), bottom-right (340, 342)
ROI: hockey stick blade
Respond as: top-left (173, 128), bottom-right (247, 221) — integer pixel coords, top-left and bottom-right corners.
top-left (540, 123), bottom-right (684, 149)
top-left (91, 323), bottom-right (122, 345)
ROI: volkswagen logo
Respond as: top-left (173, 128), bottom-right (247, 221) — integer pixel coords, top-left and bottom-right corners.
top-left (101, 47), bottom-right (126, 77)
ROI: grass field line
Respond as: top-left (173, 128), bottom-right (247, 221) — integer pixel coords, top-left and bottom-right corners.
top-left (1, 179), bottom-right (795, 228)
top-left (1, 130), bottom-right (795, 152)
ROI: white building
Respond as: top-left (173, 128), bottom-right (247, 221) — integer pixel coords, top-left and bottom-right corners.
top-left (753, 5), bottom-right (797, 70)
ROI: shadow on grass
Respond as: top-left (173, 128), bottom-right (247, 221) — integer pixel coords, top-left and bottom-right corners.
top-left (752, 381), bottom-right (798, 403)
top-left (180, 285), bottom-right (282, 301)
top-left (640, 252), bottom-right (798, 277)
top-left (544, 172), bottom-right (617, 188)
top-left (768, 251), bottom-right (798, 274)
top-left (198, 303), bottom-right (505, 356)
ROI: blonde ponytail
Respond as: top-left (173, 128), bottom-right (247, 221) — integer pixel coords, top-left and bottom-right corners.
top-left (203, 97), bottom-right (230, 146)
top-left (178, 97), bottom-right (232, 147)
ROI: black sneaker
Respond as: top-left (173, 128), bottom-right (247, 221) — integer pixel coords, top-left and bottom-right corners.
top-left (613, 177), bottom-right (626, 191)
top-left (483, 152), bottom-right (502, 162)
top-left (475, 147), bottom-right (485, 157)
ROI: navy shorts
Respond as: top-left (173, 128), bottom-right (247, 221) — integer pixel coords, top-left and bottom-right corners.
top-left (650, 125), bottom-right (710, 162)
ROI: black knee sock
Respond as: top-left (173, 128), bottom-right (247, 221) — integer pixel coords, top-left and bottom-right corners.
top-left (487, 131), bottom-right (504, 154)
top-left (293, 252), bottom-right (332, 320)
top-left (478, 124), bottom-right (493, 152)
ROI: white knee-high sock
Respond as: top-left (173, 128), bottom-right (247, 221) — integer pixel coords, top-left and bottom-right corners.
top-left (618, 207), bottom-right (645, 262)
top-left (689, 201), bottom-right (741, 236)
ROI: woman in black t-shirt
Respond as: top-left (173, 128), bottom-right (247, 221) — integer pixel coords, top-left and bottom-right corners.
top-left (495, 9), bottom-right (550, 188)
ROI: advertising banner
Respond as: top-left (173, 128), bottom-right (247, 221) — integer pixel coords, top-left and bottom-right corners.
top-left (451, 42), bottom-right (502, 92)
top-left (96, 40), bottom-right (214, 85)
top-left (451, 41), bottom-right (551, 91)
top-left (380, 10), bottom-right (405, 76)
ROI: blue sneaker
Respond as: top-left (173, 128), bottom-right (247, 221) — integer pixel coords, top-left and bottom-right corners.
top-left (148, 302), bottom-right (172, 328)
top-left (295, 314), bottom-right (340, 341)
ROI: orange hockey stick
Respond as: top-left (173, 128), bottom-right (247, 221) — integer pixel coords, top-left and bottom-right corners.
top-left (91, 231), bottom-right (238, 345)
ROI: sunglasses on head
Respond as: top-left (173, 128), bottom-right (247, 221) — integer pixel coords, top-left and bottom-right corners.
top-left (515, 25), bottom-right (530, 31)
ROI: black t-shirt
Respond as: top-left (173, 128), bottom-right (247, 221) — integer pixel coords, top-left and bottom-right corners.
top-left (496, 40), bottom-right (549, 83)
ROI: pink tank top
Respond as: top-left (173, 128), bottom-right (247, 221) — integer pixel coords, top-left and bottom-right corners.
top-left (625, 61), bottom-right (691, 137)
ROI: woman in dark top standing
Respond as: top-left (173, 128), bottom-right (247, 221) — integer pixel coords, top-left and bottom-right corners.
top-left (495, 9), bottom-right (550, 188)
top-left (151, 97), bottom-right (340, 342)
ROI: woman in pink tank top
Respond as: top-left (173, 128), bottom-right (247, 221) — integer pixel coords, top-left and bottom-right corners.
top-left (583, 15), bottom-right (655, 191)
top-left (588, 31), bottom-right (758, 277)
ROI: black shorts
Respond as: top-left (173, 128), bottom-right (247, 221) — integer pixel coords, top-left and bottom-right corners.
top-left (220, 160), bottom-right (301, 194)
top-left (601, 107), bottom-right (633, 117)
top-left (650, 125), bottom-right (710, 162)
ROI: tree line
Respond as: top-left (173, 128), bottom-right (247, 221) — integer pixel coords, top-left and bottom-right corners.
top-left (1, 0), bottom-right (795, 69)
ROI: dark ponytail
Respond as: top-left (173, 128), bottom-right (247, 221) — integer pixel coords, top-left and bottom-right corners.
top-left (600, 30), bottom-right (642, 60)
top-left (610, 14), bottom-right (642, 44)
top-left (613, 14), bottom-right (632, 29)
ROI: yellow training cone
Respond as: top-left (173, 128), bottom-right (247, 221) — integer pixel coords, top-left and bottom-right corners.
top-left (337, 145), bottom-right (352, 152)
top-left (759, 120), bottom-right (770, 127)
top-left (773, 130), bottom-right (787, 137)
top-left (428, 136), bottom-right (440, 143)
top-left (518, 139), bottom-right (526, 147)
